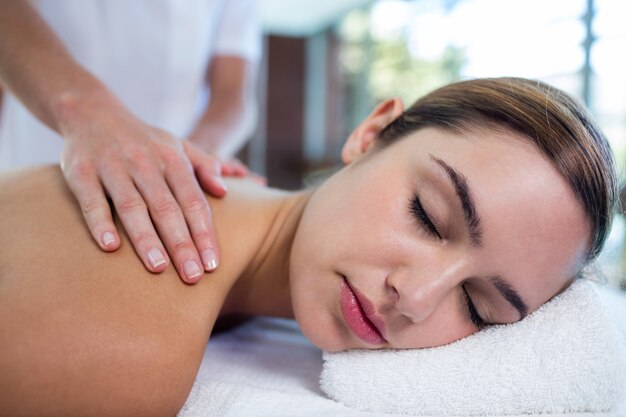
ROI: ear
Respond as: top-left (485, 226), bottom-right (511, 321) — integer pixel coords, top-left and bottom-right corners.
top-left (341, 98), bottom-right (405, 164)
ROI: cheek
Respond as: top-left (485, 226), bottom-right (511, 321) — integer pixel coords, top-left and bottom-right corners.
top-left (287, 169), bottom-right (402, 350)
top-left (391, 283), bottom-right (479, 348)
top-left (289, 157), bottom-right (480, 350)
top-left (291, 165), bottom-right (408, 270)
top-left (397, 323), bottom-right (477, 349)
top-left (288, 258), bottom-right (350, 351)
top-left (288, 194), bottom-right (350, 351)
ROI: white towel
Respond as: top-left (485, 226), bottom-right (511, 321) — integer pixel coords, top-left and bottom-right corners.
top-left (178, 317), bottom-right (413, 417)
top-left (320, 279), bottom-right (626, 416)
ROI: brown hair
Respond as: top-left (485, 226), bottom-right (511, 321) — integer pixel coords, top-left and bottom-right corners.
top-left (378, 77), bottom-right (618, 262)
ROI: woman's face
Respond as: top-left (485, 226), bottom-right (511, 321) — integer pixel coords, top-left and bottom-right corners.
top-left (289, 124), bottom-right (590, 352)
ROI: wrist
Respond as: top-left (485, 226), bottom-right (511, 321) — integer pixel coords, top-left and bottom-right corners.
top-left (52, 78), bottom-right (124, 136)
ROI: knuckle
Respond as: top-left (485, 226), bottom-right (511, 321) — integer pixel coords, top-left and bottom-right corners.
top-left (81, 198), bottom-right (106, 217)
top-left (126, 146), bottom-right (153, 171)
top-left (150, 198), bottom-right (181, 218)
top-left (69, 159), bottom-right (95, 180)
top-left (181, 195), bottom-right (208, 213)
top-left (116, 197), bottom-right (146, 215)
top-left (160, 146), bottom-right (184, 166)
top-left (170, 238), bottom-right (195, 254)
top-left (191, 229), bottom-right (213, 244)
top-left (131, 231), bottom-right (156, 248)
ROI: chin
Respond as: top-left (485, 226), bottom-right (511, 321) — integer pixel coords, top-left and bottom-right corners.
top-left (292, 303), bottom-right (349, 352)
top-left (304, 329), bottom-right (349, 352)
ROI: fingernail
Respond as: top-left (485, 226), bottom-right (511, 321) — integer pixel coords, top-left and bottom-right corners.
top-left (215, 177), bottom-right (228, 192)
top-left (184, 259), bottom-right (203, 279)
top-left (201, 248), bottom-right (219, 271)
top-left (102, 231), bottom-right (116, 247)
top-left (147, 248), bottom-right (167, 269)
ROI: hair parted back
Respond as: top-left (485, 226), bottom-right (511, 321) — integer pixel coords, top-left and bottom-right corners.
top-left (378, 77), bottom-right (618, 263)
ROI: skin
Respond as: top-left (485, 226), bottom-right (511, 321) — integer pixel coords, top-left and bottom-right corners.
top-left (0, 99), bottom-right (591, 416)
top-left (0, 168), bottom-right (299, 417)
top-left (0, 0), bottom-right (258, 282)
top-left (290, 101), bottom-right (590, 350)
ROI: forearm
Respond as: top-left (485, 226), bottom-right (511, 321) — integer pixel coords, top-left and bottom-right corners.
top-left (0, 0), bottom-right (113, 133)
top-left (188, 55), bottom-right (257, 158)
top-left (0, 1), bottom-right (228, 284)
top-left (188, 96), bottom-right (256, 158)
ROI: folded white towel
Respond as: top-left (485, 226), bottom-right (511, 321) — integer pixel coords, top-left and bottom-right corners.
top-left (320, 280), bottom-right (626, 416)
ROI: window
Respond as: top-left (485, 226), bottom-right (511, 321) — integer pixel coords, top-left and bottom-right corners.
top-left (338, 0), bottom-right (625, 289)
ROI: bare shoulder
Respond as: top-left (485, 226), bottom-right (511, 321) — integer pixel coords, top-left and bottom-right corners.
top-left (0, 165), bottom-right (78, 277)
top-left (0, 168), bottom-right (269, 416)
top-left (0, 164), bottom-right (67, 200)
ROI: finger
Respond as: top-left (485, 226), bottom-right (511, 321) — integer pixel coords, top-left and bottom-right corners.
top-left (62, 162), bottom-right (121, 251)
top-left (164, 160), bottom-right (221, 275)
top-left (132, 164), bottom-right (208, 283)
top-left (185, 142), bottom-right (228, 198)
top-left (222, 159), bottom-right (249, 177)
top-left (247, 171), bottom-right (268, 186)
top-left (99, 164), bottom-right (170, 274)
top-left (220, 163), bottom-right (236, 177)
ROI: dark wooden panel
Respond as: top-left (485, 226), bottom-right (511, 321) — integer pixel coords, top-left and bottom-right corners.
top-left (265, 35), bottom-right (306, 190)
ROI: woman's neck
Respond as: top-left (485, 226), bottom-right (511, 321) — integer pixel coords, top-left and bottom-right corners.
top-left (216, 179), bottom-right (313, 319)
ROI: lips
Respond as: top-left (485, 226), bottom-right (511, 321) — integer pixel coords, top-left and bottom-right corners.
top-left (340, 277), bottom-right (387, 346)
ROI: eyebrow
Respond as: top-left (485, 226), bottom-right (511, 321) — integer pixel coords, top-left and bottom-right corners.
top-left (429, 155), bottom-right (483, 246)
top-left (429, 154), bottom-right (529, 321)
top-left (490, 276), bottom-right (529, 320)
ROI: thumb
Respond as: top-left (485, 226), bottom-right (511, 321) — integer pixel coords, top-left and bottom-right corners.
top-left (183, 141), bottom-right (227, 198)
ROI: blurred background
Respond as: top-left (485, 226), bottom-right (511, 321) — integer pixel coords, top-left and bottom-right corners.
top-left (246, 0), bottom-right (626, 293)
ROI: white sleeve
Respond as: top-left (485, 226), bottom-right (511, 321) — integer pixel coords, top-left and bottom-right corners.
top-left (214, 0), bottom-right (262, 62)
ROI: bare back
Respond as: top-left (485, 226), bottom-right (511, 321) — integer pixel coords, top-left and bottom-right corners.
top-left (0, 166), bottom-right (270, 417)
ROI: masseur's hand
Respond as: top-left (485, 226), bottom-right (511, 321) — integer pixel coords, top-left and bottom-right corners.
top-left (219, 157), bottom-right (268, 185)
top-left (58, 92), bottom-right (225, 283)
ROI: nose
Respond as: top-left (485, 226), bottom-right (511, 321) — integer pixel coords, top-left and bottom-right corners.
top-left (386, 257), bottom-right (469, 323)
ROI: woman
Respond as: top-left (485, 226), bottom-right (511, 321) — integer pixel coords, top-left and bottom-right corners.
top-left (0, 78), bottom-right (617, 417)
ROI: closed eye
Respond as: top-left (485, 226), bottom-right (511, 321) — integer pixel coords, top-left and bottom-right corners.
top-left (409, 193), bottom-right (442, 239)
top-left (462, 285), bottom-right (486, 328)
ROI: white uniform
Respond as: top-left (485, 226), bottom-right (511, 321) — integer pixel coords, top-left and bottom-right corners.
top-left (0, 0), bottom-right (261, 170)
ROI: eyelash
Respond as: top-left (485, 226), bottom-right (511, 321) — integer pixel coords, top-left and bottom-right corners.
top-left (462, 285), bottom-right (486, 328)
top-left (409, 194), bottom-right (485, 329)
top-left (409, 194), bottom-right (441, 238)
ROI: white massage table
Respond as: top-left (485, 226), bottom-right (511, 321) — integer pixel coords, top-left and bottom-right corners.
top-left (178, 284), bottom-right (626, 417)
